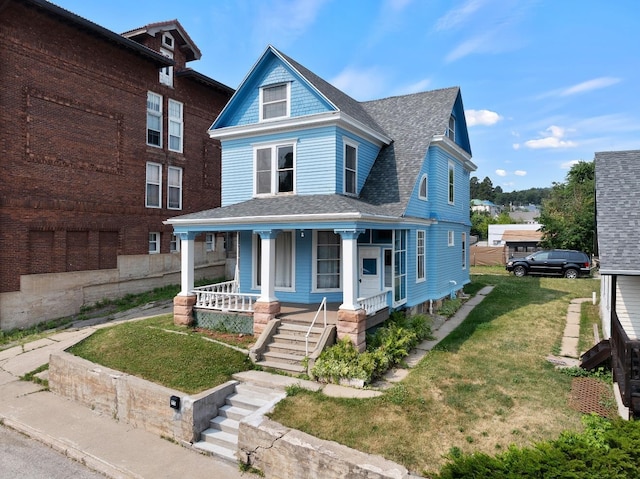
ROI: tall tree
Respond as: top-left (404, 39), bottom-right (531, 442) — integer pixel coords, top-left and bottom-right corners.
top-left (538, 161), bottom-right (595, 254)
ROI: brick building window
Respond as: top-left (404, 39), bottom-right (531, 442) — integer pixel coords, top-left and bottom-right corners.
top-left (149, 232), bottom-right (160, 254)
top-left (147, 92), bottom-right (162, 147)
top-left (168, 100), bottom-right (183, 152)
top-left (167, 166), bottom-right (182, 210)
top-left (146, 162), bottom-right (162, 208)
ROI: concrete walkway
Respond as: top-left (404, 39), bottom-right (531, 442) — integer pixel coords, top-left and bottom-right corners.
top-left (547, 297), bottom-right (594, 368)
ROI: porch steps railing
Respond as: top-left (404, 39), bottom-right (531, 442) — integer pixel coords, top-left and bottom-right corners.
top-left (256, 321), bottom-right (325, 374)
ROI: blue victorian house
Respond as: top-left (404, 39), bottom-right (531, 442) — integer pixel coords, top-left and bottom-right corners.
top-left (167, 45), bottom-right (475, 370)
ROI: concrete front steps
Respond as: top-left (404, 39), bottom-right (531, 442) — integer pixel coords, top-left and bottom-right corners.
top-left (256, 319), bottom-right (325, 374)
top-left (193, 382), bottom-right (284, 462)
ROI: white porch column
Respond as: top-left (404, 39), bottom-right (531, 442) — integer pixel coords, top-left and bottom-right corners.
top-left (336, 229), bottom-right (365, 310)
top-left (256, 229), bottom-right (280, 303)
top-left (178, 232), bottom-right (196, 296)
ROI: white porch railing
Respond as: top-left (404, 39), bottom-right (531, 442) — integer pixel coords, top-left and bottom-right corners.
top-left (193, 281), bottom-right (259, 313)
top-left (357, 289), bottom-right (392, 316)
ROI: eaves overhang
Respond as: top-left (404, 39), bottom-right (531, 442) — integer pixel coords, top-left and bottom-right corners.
top-left (599, 269), bottom-right (640, 276)
top-left (431, 135), bottom-right (476, 171)
top-left (208, 111), bottom-right (392, 146)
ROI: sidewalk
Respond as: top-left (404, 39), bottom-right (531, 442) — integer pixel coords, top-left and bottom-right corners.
top-left (0, 290), bottom-right (496, 478)
top-left (0, 304), bottom-right (254, 479)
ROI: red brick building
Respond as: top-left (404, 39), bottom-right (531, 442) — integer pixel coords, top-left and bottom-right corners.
top-left (0, 0), bottom-right (234, 330)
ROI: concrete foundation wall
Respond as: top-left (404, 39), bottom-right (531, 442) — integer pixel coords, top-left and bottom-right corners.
top-left (48, 352), bottom-right (235, 444)
top-left (1, 247), bottom-right (227, 331)
top-left (238, 416), bottom-right (418, 479)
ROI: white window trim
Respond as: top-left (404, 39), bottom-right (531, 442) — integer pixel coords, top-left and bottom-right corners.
top-left (461, 232), bottom-right (467, 269)
top-left (170, 234), bottom-right (180, 253)
top-left (149, 232), bottom-right (160, 254)
top-left (252, 231), bottom-right (296, 292)
top-left (447, 115), bottom-right (456, 142)
top-left (448, 230), bottom-right (455, 247)
top-left (146, 92), bottom-right (162, 148)
top-left (343, 138), bottom-right (358, 196)
top-left (159, 49), bottom-right (173, 87)
top-left (416, 230), bottom-right (426, 283)
top-left (448, 161), bottom-right (455, 205)
top-left (168, 99), bottom-right (183, 152)
top-left (259, 82), bottom-right (290, 122)
top-left (311, 230), bottom-right (342, 292)
top-left (162, 32), bottom-right (174, 50)
top-left (167, 166), bottom-right (182, 210)
top-left (205, 233), bottom-right (215, 252)
top-left (418, 173), bottom-right (428, 200)
top-left (145, 162), bottom-right (162, 208)
top-left (253, 140), bottom-right (297, 196)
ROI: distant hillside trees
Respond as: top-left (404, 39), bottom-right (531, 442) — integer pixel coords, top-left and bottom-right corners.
top-left (470, 176), bottom-right (550, 207)
top-left (538, 161), bottom-right (595, 255)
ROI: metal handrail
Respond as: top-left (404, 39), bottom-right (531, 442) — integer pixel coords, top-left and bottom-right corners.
top-left (305, 297), bottom-right (327, 356)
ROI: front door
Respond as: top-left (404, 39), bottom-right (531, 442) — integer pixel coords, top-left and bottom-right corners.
top-left (359, 247), bottom-right (380, 298)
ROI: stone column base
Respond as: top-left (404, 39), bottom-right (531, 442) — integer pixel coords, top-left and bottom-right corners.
top-left (173, 294), bottom-right (196, 326)
top-left (253, 300), bottom-right (280, 336)
top-left (337, 308), bottom-right (367, 352)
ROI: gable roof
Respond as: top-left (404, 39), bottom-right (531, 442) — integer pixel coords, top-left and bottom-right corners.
top-left (595, 150), bottom-right (640, 275)
top-left (122, 20), bottom-right (202, 62)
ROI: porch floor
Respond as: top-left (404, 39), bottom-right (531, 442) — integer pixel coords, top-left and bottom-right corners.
top-left (278, 302), bottom-right (341, 325)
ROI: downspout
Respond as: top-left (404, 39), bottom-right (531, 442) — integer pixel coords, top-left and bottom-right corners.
top-left (449, 280), bottom-right (457, 299)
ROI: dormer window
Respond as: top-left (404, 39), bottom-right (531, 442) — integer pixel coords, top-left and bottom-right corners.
top-left (162, 32), bottom-right (174, 50)
top-left (260, 83), bottom-right (289, 121)
top-left (344, 139), bottom-right (358, 195)
top-left (447, 115), bottom-right (456, 142)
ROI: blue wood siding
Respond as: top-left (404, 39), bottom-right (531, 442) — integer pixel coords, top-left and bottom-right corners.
top-left (218, 55), bottom-right (335, 128)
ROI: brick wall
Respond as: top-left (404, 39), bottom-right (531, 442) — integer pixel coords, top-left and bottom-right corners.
top-left (0, 1), bottom-right (232, 294)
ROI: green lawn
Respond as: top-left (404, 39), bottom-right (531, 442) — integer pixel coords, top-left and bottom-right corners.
top-left (67, 315), bottom-right (254, 394)
top-left (269, 272), bottom-right (603, 476)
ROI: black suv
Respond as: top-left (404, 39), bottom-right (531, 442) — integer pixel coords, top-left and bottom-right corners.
top-left (506, 249), bottom-right (591, 279)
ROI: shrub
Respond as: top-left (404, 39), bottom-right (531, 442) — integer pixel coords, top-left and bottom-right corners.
top-left (311, 312), bottom-right (433, 385)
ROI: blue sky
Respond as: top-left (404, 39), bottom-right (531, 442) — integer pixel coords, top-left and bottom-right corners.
top-left (54, 0), bottom-right (639, 192)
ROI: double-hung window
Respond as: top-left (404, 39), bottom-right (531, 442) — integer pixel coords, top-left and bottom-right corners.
top-left (260, 83), bottom-right (289, 121)
top-left (146, 162), bottom-right (162, 208)
top-left (168, 100), bottom-right (183, 152)
top-left (147, 92), bottom-right (162, 147)
top-left (447, 115), bottom-right (456, 142)
top-left (344, 140), bottom-right (357, 195)
top-left (149, 232), bottom-right (160, 254)
top-left (205, 233), bottom-right (215, 251)
top-left (167, 166), bottom-right (182, 209)
top-left (255, 143), bottom-right (295, 195)
top-left (461, 232), bottom-right (467, 269)
top-left (448, 161), bottom-right (455, 204)
top-left (416, 230), bottom-right (425, 282)
top-left (315, 231), bottom-right (341, 290)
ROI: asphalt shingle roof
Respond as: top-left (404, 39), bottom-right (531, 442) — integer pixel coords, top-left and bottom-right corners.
top-left (169, 48), bottom-right (463, 225)
top-left (595, 150), bottom-right (640, 274)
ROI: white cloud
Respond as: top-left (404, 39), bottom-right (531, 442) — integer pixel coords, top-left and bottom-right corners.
top-left (523, 125), bottom-right (577, 149)
top-left (466, 109), bottom-right (502, 126)
top-left (254, 0), bottom-right (330, 46)
top-left (435, 0), bottom-right (486, 31)
top-left (561, 160), bottom-right (580, 169)
top-left (495, 169), bottom-right (507, 177)
top-left (331, 67), bottom-right (386, 100)
top-left (561, 77), bottom-right (621, 96)
top-left (514, 170), bottom-right (527, 176)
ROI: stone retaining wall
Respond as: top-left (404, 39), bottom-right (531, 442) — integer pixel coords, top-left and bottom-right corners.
top-left (238, 415), bottom-right (421, 479)
top-left (48, 352), bottom-right (235, 444)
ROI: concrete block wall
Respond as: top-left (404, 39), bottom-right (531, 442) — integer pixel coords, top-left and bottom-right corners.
top-left (48, 352), bottom-right (235, 444)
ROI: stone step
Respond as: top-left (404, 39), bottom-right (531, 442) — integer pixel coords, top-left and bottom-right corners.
top-left (209, 415), bottom-right (239, 434)
top-left (201, 427), bottom-right (238, 448)
top-left (265, 341), bottom-right (309, 354)
top-left (225, 391), bottom-right (270, 411)
top-left (263, 350), bottom-right (306, 365)
top-left (256, 360), bottom-right (306, 375)
top-left (273, 333), bottom-right (319, 346)
top-left (278, 323), bottom-right (325, 335)
top-left (193, 440), bottom-right (237, 463)
top-left (218, 404), bottom-right (254, 421)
